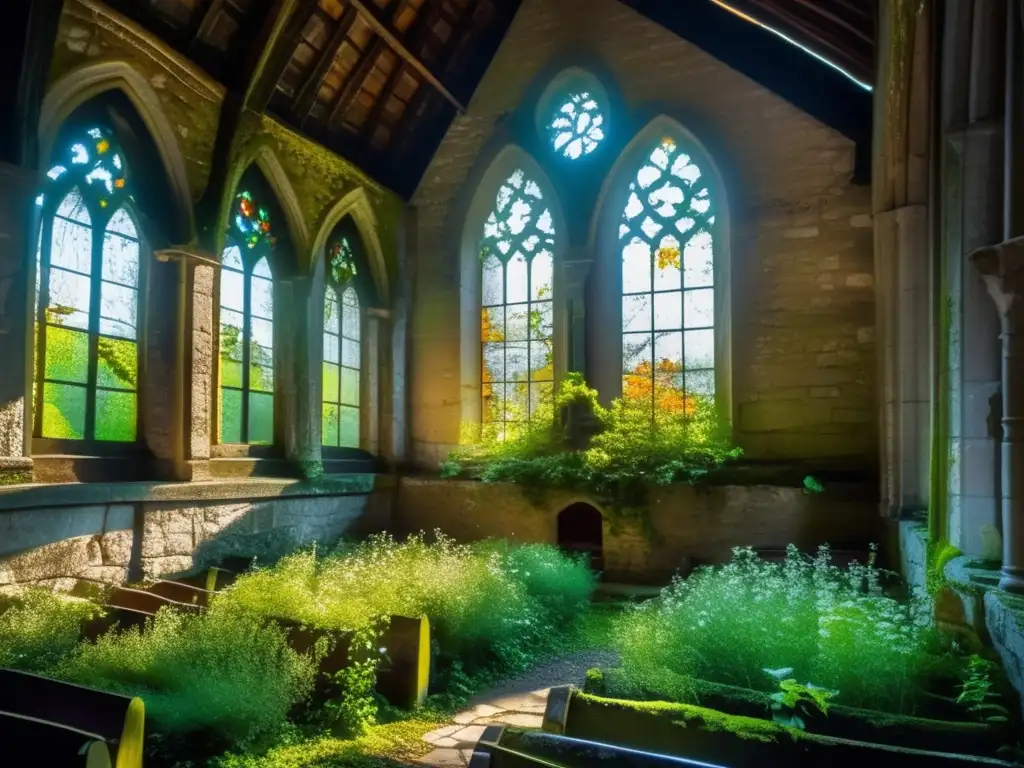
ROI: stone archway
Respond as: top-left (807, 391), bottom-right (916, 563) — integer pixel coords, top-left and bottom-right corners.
top-left (557, 502), bottom-right (604, 573)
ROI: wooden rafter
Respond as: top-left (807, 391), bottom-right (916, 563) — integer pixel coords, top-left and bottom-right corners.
top-left (360, 62), bottom-right (405, 143)
top-left (345, 0), bottom-right (465, 112)
top-left (189, 0), bottom-right (226, 46)
top-left (325, 35), bottom-right (387, 127)
top-left (247, 0), bottom-right (321, 111)
top-left (293, 5), bottom-right (360, 119)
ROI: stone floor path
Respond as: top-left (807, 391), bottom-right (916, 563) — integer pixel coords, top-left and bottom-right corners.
top-left (416, 651), bottom-right (618, 766)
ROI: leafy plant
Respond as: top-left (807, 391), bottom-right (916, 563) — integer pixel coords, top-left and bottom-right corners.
top-left (609, 544), bottom-right (949, 714)
top-left (0, 590), bottom-right (98, 672)
top-left (956, 654), bottom-right (1010, 723)
top-left (764, 668), bottom-right (837, 730)
top-left (803, 475), bottom-right (825, 494)
top-left (443, 372), bottom-right (739, 515)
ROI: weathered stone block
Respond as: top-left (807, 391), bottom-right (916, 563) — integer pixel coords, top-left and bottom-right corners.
top-left (741, 400), bottom-right (832, 431)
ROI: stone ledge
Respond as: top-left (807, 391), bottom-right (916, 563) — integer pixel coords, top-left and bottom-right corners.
top-left (0, 474), bottom-right (395, 513)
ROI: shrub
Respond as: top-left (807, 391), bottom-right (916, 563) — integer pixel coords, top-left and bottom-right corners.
top-left (611, 544), bottom-right (946, 714)
top-left (56, 603), bottom-right (316, 754)
top-left (0, 589), bottom-right (97, 672)
top-left (442, 373), bottom-right (740, 512)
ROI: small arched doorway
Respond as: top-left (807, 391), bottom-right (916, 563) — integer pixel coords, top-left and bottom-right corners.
top-left (557, 503), bottom-right (604, 573)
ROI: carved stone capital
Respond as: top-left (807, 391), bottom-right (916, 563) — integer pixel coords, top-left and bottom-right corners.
top-left (970, 236), bottom-right (1024, 324)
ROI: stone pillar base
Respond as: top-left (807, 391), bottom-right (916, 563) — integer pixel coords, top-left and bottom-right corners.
top-left (0, 456), bottom-right (32, 485)
top-left (999, 565), bottom-right (1024, 593)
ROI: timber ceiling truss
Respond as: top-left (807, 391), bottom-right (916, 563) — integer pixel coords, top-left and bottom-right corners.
top-left (99, 0), bottom-right (516, 197)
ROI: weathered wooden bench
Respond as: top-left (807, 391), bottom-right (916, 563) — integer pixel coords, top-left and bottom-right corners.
top-left (0, 668), bottom-right (144, 768)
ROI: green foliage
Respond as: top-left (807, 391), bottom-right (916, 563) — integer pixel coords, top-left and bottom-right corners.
top-left (0, 590), bottom-right (97, 672)
top-left (927, 540), bottom-right (962, 594)
top-left (220, 534), bottom-right (596, 696)
top-left (609, 544), bottom-right (953, 714)
top-left (584, 667), bottom-right (606, 695)
top-left (55, 603), bottom-right (316, 755)
top-left (802, 475), bottom-right (825, 494)
top-left (956, 654), bottom-right (1010, 724)
top-left (443, 373), bottom-right (739, 514)
top-left (763, 669), bottom-right (837, 730)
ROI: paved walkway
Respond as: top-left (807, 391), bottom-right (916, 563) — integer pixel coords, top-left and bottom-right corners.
top-left (416, 651), bottom-right (618, 766)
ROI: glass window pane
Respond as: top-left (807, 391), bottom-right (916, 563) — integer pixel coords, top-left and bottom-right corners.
top-left (507, 253), bottom-right (527, 304)
top-left (482, 255), bottom-right (503, 307)
top-left (482, 381), bottom-right (503, 423)
top-left (622, 294), bottom-right (651, 333)
top-left (220, 388), bottom-right (242, 443)
top-left (55, 188), bottom-right (90, 226)
top-left (324, 332), bottom-right (340, 364)
top-left (323, 361), bottom-right (340, 404)
top-left (221, 269), bottom-right (245, 312)
top-left (251, 317), bottom-right (274, 359)
top-left (339, 406), bottom-right (359, 448)
top-left (483, 343), bottom-right (505, 383)
top-left (505, 382), bottom-right (529, 422)
top-left (251, 275), bottom-right (273, 319)
top-left (653, 238), bottom-right (682, 292)
top-left (222, 245), bottom-right (243, 271)
top-left (342, 287), bottom-right (360, 340)
top-left (44, 326), bottom-right (89, 384)
top-left (531, 301), bottom-right (553, 340)
top-left (97, 337), bottom-right (137, 390)
top-left (622, 240), bottom-right (651, 294)
top-left (42, 382), bottom-right (86, 439)
top-left (51, 216), bottom-right (92, 276)
top-left (686, 369), bottom-right (715, 399)
top-left (100, 282), bottom-right (137, 340)
top-left (654, 291), bottom-right (682, 331)
top-left (531, 251), bottom-right (553, 301)
top-left (683, 231), bottom-right (714, 288)
top-left (324, 287), bottom-right (339, 333)
top-left (506, 342), bottom-right (528, 383)
top-left (250, 364), bottom-right (274, 393)
top-left (684, 329), bottom-right (715, 370)
top-left (341, 366), bottom-right (359, 406)
top-left (101, 231), bottom-right (139, 287)
top-left (529, 340), bottom-right (553, 381)
top-left (482, 307), bottom-right (504, 343)
top-left (505, 305), bottom-right (529, 341)
top-left (221, 354), bottom-right (243, 388)
top-left (47, 267), bottom-right (91, 329)
top-left (530, 381), bottom-right (554, 418)
top-left (654, 331), bottom-right (684, 373)
top-left (322, 403), bottom-right (340, 447)
top-left (95, 390), bottom-right (137, 442)
top-left (106, 207), bottom-right (137, 239)
top-left (247, 392), bottom-right (274, 444)
top-left (622, 332), bottom-right (652, 375)
top-left (684, 288), bottom-right (714, 329)
top-left (253, 256), bottom-right (272, 279)
top-left (341, 337), bottom-right (359, 369)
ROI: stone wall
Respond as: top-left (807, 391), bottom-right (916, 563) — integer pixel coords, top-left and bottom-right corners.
top-left (395, 477), bottom-right (883, 582)
top-left (408, 0), bottom-right (876, 468)
top-left (0, 478), bottom-right (393, 589)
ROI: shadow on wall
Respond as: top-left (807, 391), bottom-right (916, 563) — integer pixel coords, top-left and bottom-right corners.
top-left (557, 502), bottom-right (604, 574)
top-left (0, 491), bottom-right (391, 589)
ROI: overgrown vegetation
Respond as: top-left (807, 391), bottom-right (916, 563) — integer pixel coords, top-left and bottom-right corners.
top-left (0, 589), bottom-right (98, 672)
top-left (607, 544), bottom-right (961, 715)
top-left (442, 372), bottom-right (739, 514)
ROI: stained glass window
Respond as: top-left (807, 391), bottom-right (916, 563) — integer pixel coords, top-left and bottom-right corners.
top-left (620, 137), bottom-right (716, 421)
top-left (218, 192), bottom-right (276, 445)
top-left (322, 263), bottom-right (361, 449)
top-left (33, 127), bottom-right (141, 444)
top-left (548, 92), bottom-right (605, 159)
top-left (480, 170), bottom-right (555, 439)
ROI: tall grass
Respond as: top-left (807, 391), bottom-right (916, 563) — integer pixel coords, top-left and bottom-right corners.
top-left (221, 533), bottom-right (596, 676)
top-left (0, 589), bottom-right (98, 672)
top-left (612, 545), bottom-right (947, 714)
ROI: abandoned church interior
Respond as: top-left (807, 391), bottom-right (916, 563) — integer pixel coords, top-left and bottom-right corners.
top-left (2, 0), bottom-right (1024, 765)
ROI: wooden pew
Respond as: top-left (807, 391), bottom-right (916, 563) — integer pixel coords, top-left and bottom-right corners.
top-left (0, 669), bottom-right (144, 768)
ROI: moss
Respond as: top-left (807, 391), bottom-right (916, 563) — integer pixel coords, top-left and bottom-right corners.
top-left (928, 540), bottom-right (962, 594)
top-left (0, 470), bottom-right (32, 486)
top-left (575, 693), bottom-right (802, 744)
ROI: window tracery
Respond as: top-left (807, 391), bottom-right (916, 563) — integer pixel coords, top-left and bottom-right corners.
top-left (323, 236), bottom-right (361, 449)
top-left (547, 91), bottom-right (606, 159)
top-left (619, 137), bottom-right (716, 419)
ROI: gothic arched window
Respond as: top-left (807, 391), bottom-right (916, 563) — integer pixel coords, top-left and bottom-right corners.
top-left (480, 169), bottom-right (555, 439)
top-left (620, 137), bottom-right (716, 420)
top-left (34, 127), bottom-right (143, 444)
top-left (323, 237), bottom-right (362, 449)
top-left (218, 191), bottom-right (277, 445)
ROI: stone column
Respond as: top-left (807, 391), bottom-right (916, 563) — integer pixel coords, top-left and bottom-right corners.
top-left (0, 164), bottom-right (40, 483)
top-left (365, 309), bottom-right (386, 457)
top-left (154, 248), bottom-right (218, 481)
top-left (561, 248), bottom-right (594, 447)
top-left (971, 236), bottom-right (1024, 592)
top-left (279, 275), bottom-right (321, 479)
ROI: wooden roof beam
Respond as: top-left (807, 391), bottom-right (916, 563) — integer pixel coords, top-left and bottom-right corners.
top-left (345, 0), bottom-right (466, 112)
top-left (293, 4), bottom-right (360, 119)
top-left (325, 35), bottom-right (387, 127)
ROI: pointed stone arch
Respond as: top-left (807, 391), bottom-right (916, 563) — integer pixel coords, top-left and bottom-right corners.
top-left (312, 187), bottom-right (390, 305)
top-left (588, 115), bottom-right (733, 426)
top-left (459, 144), bottom-right (569, 426)
top-left (39, 61), bottom-right (195, 240)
